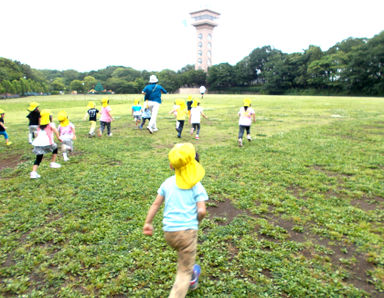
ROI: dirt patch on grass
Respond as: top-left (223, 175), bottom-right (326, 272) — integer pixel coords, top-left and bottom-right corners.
top-left (0, 152), bottom-right (23, 171)
top-left (208, 198), bottom-right (246, 225)
top-left (287, 185), bottom-right (308, 200)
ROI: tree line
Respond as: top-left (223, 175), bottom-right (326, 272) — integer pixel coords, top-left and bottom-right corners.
top-left (1, 30), bottom-right (383, 97)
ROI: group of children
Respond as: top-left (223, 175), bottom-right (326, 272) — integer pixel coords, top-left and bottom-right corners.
top-left (1, 94), bottom-right (258, 297)
top-left (2, 96), bottom-right (256, 181)
top-left (168, 96), bottom-right (208, 139)
top-left (26, 98), bottom-right (116, 179)
top-left (27, 102), bottom-right (76, 178)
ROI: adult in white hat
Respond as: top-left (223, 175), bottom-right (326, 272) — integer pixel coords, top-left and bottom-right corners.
top-left (142, 75), bottom-right (167, 134)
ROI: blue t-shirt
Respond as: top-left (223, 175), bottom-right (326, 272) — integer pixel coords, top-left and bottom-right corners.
top-left (158, 176), bottom-right (208, 232)
top-left (142, 108), bottom-right (151, 119)
top-left (142, 83), bottom-right (167, 104)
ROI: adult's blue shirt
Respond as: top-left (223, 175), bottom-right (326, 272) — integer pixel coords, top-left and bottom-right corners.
top-left (142, 83), bottom-right (167, 104)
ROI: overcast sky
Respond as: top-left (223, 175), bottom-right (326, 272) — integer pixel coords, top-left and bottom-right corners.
top-left (1, 0), bottom-right (383, 72)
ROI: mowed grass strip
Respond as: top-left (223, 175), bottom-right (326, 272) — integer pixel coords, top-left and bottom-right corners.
top-left (0, 94), bottom-right (384, 296)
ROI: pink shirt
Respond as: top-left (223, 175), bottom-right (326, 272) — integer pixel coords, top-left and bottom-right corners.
top-left (100, 106), bottom-right (112, 122)
top-left (58, 123), bottom-right (75, 139)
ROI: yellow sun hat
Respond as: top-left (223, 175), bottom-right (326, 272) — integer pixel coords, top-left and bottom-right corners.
top-left (134, 98), bottom-right (140, 105)
top-left (168, 143), bottom-right (205, 189)
top-left (40, 109), bottom-right (51, 125)
top-left (187, 95), bottom-right (193, 101)
top-left (0, 109), bottom-right (4, 114)
top-left (101, 97), bottom-right (109, 107)
top-left (58, 111), bottom-right (69, 127)
top-left (27, 102), bottom-right (39, 111)
top-left (87, 101), bottom-right (95, 109)
top-left (243, 98), bottom-right (252, 107)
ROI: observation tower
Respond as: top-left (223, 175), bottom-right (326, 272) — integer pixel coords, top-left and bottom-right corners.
top-left (190, 9), bottom-right (220, 72)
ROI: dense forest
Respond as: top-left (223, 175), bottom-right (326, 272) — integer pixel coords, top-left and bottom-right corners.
top-left (1, 31), bottom-right (383, 97)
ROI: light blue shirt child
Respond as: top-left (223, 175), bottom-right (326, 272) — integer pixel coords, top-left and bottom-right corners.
top-left (158, 176), bottom-right (208, 232)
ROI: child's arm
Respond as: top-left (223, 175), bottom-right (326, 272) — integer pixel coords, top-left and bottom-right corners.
top-left (52, 127), bottom-right (62, 142)
top-left (201, 111), bottom-right (208, 119)
top-left (143, 194), bottom-right (165, 236)
top-left (83, 112), bottom-right (88, 121)
top-left (252, 112), bottom-right (256, 123)
top-left (0, 122), bottom-right (6, 130)
top-left (72, 126), bottom-right (77, 140)
top-left (197, 201), bottom-right (207, 223)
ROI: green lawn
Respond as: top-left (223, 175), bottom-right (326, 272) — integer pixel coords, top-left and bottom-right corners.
top-left (1, 94), bottom-right (384, 296)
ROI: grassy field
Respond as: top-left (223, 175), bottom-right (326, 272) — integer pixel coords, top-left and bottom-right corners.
top-left (0, 94), bottom-right (384, 297)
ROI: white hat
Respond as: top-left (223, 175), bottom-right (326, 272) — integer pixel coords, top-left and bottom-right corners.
top-left (149, 75), bottom-right (158, 83)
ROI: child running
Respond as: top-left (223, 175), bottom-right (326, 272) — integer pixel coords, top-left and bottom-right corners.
top-left (58, 111), bottom-right (76, 162)
top-left (143, 143), bottom-right (208, 297)
top-left (186, 95), bottom-right (193, 118)
top-left (30, 110), bottom-right (62, 179)
top-left (237, 98), bottom-right (256, 147)
top-left (189, 99), bottom-right (208, 140)
top-left (98, 98), bottom-right (113, 137)
top-left (170, 99), bottom-right (187, 138)
top-left (26, 101), bottom-right (40, 144)
top-left (0, 109), bottom-right (12, 146)
top-left (131, 98), bottom-right (142, 129)
top-left (139, 101), bottom-right (151, 130)
top-left (84, 101), bottom-right (99, 137)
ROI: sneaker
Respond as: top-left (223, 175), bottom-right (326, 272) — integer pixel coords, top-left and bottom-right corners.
top-left (238, 139), bottom-right (243, 147)
top-left (50, 162), bottom-right (61, 168)
top-left (195, 135), bottom-right (199, 140)
top-left (30, 171), bottom-right (40, 179)
top-left (153, 128), bottom-right (159, 132)
top-left (63, 156), bottom-right (69, 162)
top-left (6, 141), bottom-right (12, 146)
top-left (108, 133), bottom-right (113, 137)
top-left (177, 134), bottom-right (181, 138)
top-left (189, 264), bottom-right (201, 290)
top-left (147, 127), bottom-right (153, 134)
top-left (247, 136), bottom-right (252, 142)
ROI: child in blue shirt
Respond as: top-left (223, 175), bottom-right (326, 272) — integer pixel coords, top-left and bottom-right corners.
top-left (131, 98), bottom-right (142, 129)
top-left (139, 102), bottom-right (151, 129)
top-left (143, 143), bottom-right (208, 297)
top-left (0, 109), bottom-right (12, 146)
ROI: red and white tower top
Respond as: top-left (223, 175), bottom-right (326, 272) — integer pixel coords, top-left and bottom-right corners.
top-left (190, 9), bottom-right (220, 72)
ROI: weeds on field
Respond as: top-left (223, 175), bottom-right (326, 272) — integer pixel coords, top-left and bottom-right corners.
top-left (0, 94), bottom-right (384, 296)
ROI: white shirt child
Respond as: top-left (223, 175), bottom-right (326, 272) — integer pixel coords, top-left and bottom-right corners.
top-left (238, 107), bottom-right (255, 126)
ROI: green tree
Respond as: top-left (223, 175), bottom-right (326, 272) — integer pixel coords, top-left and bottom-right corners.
top-left (70, 80), bottom-right (85, 93)
top-left (207, 63), bottom-right (235, 90)
top-left (83, 76), bottom-right (97, 91)
top-left (0, 58), bottom-right (24, 81)
top-left (157, 70), bottom-right (180, 92)
top-left (63, 69), bottom-right (80, 85)
top-left (51, 78), bottom-right (65, 92)
top-left (178, 65), bottom-right (207, 87)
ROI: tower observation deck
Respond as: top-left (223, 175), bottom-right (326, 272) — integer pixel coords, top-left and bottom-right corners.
top-left (190, 9), bottom-right (220, 72)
